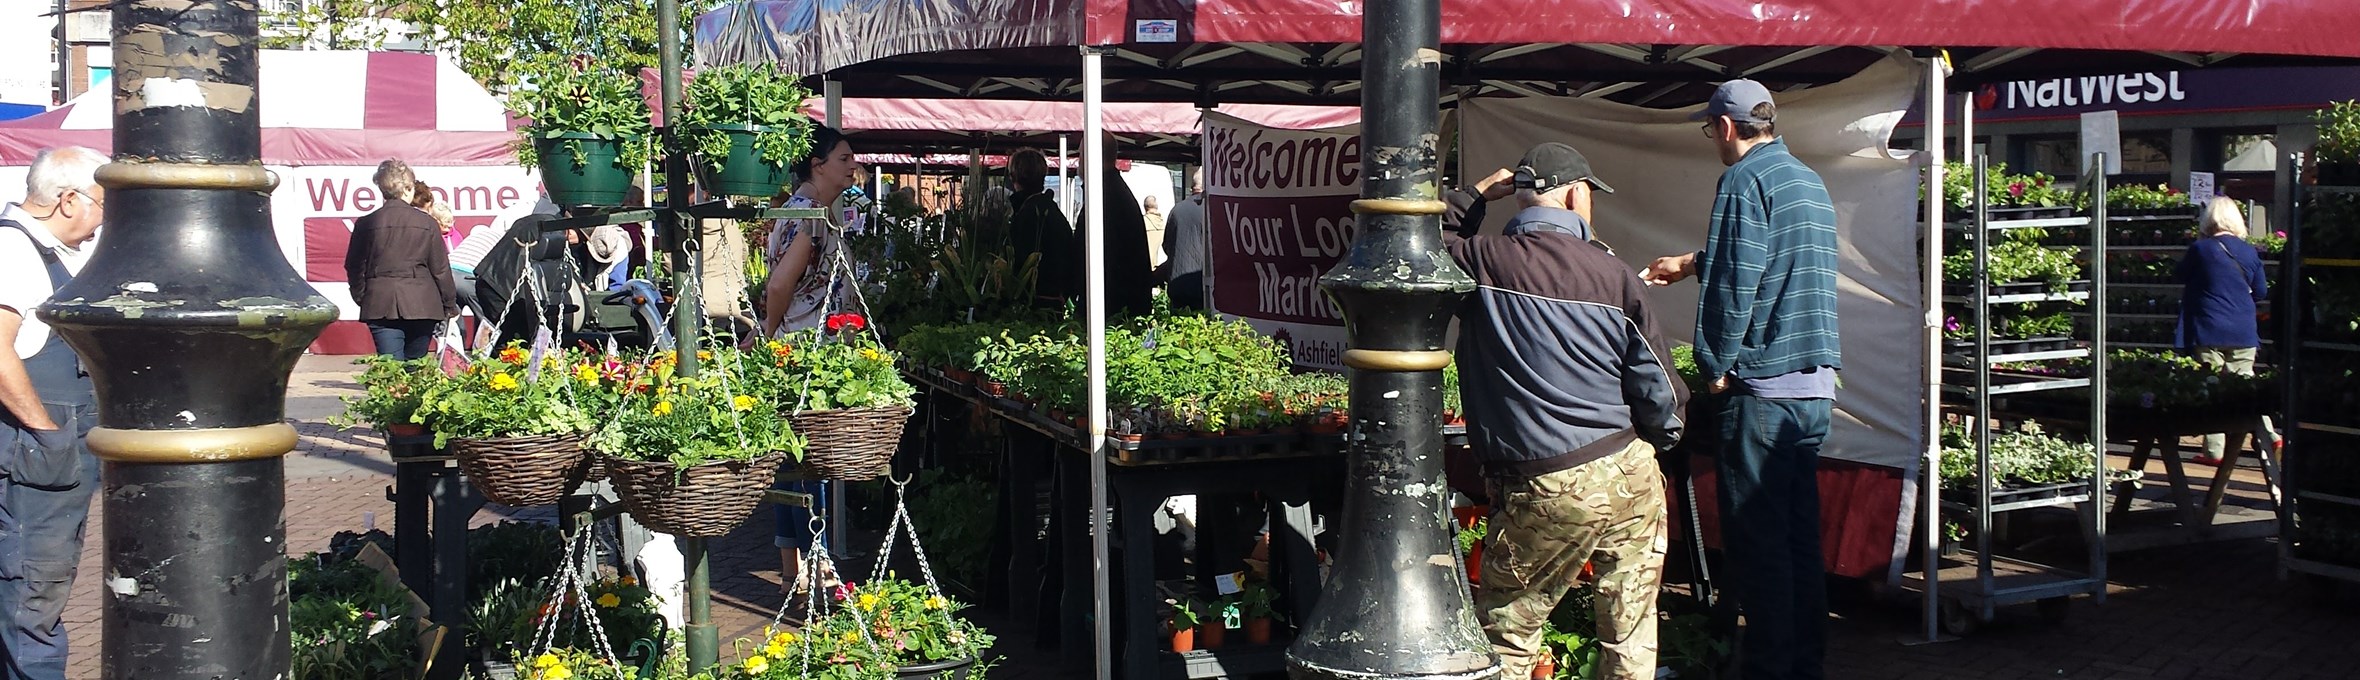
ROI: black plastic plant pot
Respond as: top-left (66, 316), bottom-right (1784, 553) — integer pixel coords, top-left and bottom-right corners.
top-left (695, 124), bottom-right (793, 198)
top-left (536, 132), bottom-right (636, 207)
top-left (896, 656), bottom-right (978, 679)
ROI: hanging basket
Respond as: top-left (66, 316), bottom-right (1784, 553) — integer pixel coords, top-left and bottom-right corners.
top-left (693, 124), bottom-right (793, 198)
top-left (606, 453), bottom-right (787, 537)
top-left (452, 434), bottom-right (591, 507)
top-left (536, 133), bottom-right (636, 207)
top-left (895, 656), bottom-right (978, 679)
top-left (787, 406), bottom-right (913, 481)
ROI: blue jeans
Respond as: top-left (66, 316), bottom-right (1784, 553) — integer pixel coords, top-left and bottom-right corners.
top-left (773, 480), bottom-right (831, 551)
top-left (1713, 394), bottom-right (1831, 680)
top-left (0, 405), bottom-right (98, 680)
top-left (367, 319), bottom-right (438, 360)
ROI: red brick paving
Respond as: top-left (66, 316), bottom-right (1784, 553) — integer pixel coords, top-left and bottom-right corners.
top-left (49, 359), bottom-right (2360, 677)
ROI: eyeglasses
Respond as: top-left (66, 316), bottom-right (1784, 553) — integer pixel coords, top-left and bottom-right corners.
top-left (1700, 120), bottom-right (1718, 139)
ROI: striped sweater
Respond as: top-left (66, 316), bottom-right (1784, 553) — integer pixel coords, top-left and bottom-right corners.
top-left (1694, 138), bottom-right (1843, 380)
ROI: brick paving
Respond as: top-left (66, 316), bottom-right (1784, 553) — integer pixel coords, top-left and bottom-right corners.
top-left (46, 356), bottom-right (2360, 677)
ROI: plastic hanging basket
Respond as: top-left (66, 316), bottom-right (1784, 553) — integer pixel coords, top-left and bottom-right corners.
top-left (693, 124), bottom-right (793, 198)
top-left (894, 656), bottom-right (978, 679)
top-left (788, 406), bottom-right (912, 481)
top-left (536, 132), bottom-right (636, 207)
top-left (605, 452), bottom-right (787, 537)
top-left (452, 433), bottom-right (592, 507)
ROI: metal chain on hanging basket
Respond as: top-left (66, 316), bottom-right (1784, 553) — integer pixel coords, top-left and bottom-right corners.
top-left (526, 525), bottom-right (625, 672)
top-left (869, 475), bottom-right (946, 600)
top-left (771, 515), bottom-right (889, 677)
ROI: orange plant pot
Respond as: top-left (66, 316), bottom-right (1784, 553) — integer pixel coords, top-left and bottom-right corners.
top-left (1169, 626), bottom-right (1195, 652)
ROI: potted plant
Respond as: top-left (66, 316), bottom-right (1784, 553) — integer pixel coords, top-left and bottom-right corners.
top-left (1166, 598), bottom-right (1200, 653)
top-left (1239, 582), bottom-right (1284, 645)
top-left (2314, 100), bottom-right (2360, 185)
top-left (523, 648), bottom-right (636, 680)
top-left (330, 355), bottom-right (442, 438)
top-left (1198, 595), bottom-right (1234, 650)
top-left (590, 349), bottom-right (803, 537)
top-left (1456, 517), bottom-right (1488, 585)
top-left (508, 57), bottom-right (654, 207)
top-left (744, 577), bottom-right (997, 679)
top-left (678, 63), bottom-right (815, 198)
top-left (412, 344), bottom-right (597, 507)
top-left (760, 314), bottom-right (918, 481)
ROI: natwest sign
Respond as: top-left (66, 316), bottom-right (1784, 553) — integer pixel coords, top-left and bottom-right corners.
top-left (1903, 66), bottom-right (2360, 124)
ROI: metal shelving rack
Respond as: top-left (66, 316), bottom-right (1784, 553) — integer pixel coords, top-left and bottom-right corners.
top-left (1908, 150), bottom-right (2110, 637)
top-left (2280, 157), bottom-right (2360, 584)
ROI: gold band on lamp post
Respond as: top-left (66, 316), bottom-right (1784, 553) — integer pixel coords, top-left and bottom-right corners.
top-left (1341, 349), bottom-right (1453, 372)
top-left (1350, 198), bottom-right (1449, 215)
top-left (96, 163), bottom-right (278, 192)
top-left (85, 423), bottom-right (301, 464)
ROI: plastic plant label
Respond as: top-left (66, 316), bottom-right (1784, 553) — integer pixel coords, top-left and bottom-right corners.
top-left (1215, 572), bottom-right (1243, 595)
top-left (1222, 604), bottom-right (1243, 629)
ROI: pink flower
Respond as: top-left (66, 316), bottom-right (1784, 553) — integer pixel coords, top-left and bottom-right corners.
top-left (2007, 182), bottom-right (2027, 198)
top-left (2276, 230), bottom-right (2288, 238)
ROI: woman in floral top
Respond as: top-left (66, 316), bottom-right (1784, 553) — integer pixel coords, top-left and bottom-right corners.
top-left (761, 125), bottom-right (863, 337)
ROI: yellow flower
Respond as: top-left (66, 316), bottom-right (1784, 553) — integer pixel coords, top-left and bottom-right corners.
top-left (595, 592), bottom-right (621, 608)
top-left (859, 347), bottom-right (885, 362)
top-left (840, 630), bottom-right (859, 644)
top-left (574, 364), bottom-right (599, 384)
top-left (743, 654), bottom-right (769, 674)
top-left (540, 665), bottom-right (572, 680)
top-left (733, 395), bottom-right (758, 411)
top-left (764, 641), bottom-right (787, 657)
top-left (651, 400), bottom-right (673, 416)
top-left (857, 592), bottom-right (880, 611)
top-left (534, 654), bottom-right (561, 669)
top-left (619, 576), bottom-right (637, 587)
top-left (698, 350), bottom-right (714, 362)
top-left (769, 631), bottom-right (796, 646)
top-left (488, 373), bottom-right (519, 392)
top-left (925, 595), bottom-right (948, 610)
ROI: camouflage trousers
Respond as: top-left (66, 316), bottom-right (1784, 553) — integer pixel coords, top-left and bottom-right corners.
top-left (1474, 438), bottom-right (1668, 680)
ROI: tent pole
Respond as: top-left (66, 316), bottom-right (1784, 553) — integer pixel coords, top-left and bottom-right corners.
top-left (1916, 51), bottom-right (1950, 646)
top-left (819, 75), bottom-right (850, 561)
top-left (1060, 134), bottom-right (1074, 218)
top-left (653, 0), bottom-right (715, 672)
top-left (1081, 46), bottom-right (1114, 680)
top-left (1287, 0), bottom-right (1491, 675)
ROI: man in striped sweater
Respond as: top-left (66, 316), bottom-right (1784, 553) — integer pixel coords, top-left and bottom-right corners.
top-left (1643, 79), bottom-right (1842, 680)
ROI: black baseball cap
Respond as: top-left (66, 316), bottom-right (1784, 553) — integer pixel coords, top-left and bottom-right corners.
top-left (1515, 142), bottom-right (1615, 194)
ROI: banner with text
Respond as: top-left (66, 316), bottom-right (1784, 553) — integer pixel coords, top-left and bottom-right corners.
top-left (1202, 112), bottom-right (1362, 371)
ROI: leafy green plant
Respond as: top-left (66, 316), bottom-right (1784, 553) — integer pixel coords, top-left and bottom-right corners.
top-left (905, 471), bottom-right (998, 594)
top-left (1238, 582), bottom-right (1283, 622)
top-left (2107, 183), bottom-right (2193, 211)
top-left (1168, 598), bottom-right (1203, 629)
top-left (759, 316), bottom-right (918, 412)
top-left (2314, 100), bottom-right (2360, 167)
top-left (678, 64), bottom-right (816, 178)
top-left (508, 58), bottom-right (655, 170)
top-left (291, 551), bottom-right (427, 680)
top-left (587, 372), bottom-right (803, 468)
top-left (330, 356), bottom-right (443, 431)
top-left (412, 344), bottom-right (596, 447)
top-left (1938, 421), bottom-right (2096, 488)
top-left (1455, 517), bottom-right (1487, 556)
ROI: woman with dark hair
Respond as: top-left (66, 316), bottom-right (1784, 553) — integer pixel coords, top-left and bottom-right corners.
top-left (1005, 147), bottom-right (1078, 306)
top-left (760, 125), bottom-right (861, 336)
top-left (757, 125), bottom-right (863, 599)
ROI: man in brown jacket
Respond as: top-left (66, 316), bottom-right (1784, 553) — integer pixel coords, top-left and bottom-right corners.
top-left (345, 159), bottom-right (459, 359)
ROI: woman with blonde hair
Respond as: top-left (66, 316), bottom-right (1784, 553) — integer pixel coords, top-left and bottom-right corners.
top-left (2176, 196), bottom-right (2277, 464)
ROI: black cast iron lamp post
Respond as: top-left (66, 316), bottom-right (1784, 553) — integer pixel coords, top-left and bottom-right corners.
top-left (41, 1), bottom-right (337, 678)
top-left (1284, 0), bottom-right (1499, 675)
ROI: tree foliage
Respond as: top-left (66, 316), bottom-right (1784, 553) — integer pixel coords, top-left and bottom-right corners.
top-left (258, 0), bottom-right (393, 51)
top-left (395, 0), bottom-right (719, 96)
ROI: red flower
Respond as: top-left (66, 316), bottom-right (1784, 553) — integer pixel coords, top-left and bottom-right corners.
top-left (826, 313), bottom-right (868, 333)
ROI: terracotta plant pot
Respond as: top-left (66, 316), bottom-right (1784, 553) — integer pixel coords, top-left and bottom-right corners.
top-left (1119, 433), bottom-right (1144, 443)
top-left (1531, 654), bottom-right (1557, 679)
top-left (1245, 618), bottom-right (1274, 645)
top-left (1197, 623), bottom-right (1226, 649)
top-left (1466, 541), bottom-right (1483, 584)
top-left (1169, 626), bottom-right (1195, 653)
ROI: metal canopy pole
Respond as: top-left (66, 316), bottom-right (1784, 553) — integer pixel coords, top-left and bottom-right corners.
top-left (1059, 134), bottom-right (1074, 218)
top-left (1082, 46), bottom-right (1114, 680)
top-left (51, 3), bottom-right (338, 678)
top-left (1914, 51), bottom-right (1951, 646)
top-left (653, 0), bottom-right (717, 672)
top-left (1286, 0), bottom-right (1492, 675)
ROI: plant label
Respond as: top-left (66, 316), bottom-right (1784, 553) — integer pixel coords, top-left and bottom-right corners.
top-left (2080, 111), bottom-right (2124, 176)
top-left (1215, 572), bottom-right (1244, 595)
top-left (2189, 172), bottom-right (2216, 206)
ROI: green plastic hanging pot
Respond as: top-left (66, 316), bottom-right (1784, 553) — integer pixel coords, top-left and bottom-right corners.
top-left (696, 124), bottom-right (793, 198)
top-left (536, 132), bottom-right (635, 207)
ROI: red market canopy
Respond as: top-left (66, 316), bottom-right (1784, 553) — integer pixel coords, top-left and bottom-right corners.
top-left (697, 0), bottom-right (2360, 105)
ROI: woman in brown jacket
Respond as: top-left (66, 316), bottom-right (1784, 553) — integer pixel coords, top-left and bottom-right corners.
top-left (345, 159), bottom-right (459, 359)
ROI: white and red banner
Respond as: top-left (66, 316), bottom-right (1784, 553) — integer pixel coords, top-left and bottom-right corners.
top-left (1200, 112), bottom-right (1361, 371)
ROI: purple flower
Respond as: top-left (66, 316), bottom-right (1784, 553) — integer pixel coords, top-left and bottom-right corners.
top-left (1944, 316), bottom-right (1961, 332)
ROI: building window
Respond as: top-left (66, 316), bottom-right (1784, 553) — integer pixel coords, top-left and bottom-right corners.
top-left (2020, 133), bottom-right (2171, 179)
top-left (2220, 133), bottom-right (2278, 173)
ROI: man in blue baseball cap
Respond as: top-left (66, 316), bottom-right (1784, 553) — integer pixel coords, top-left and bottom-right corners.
top-left (1642, 79), bottom-right (1842, 680)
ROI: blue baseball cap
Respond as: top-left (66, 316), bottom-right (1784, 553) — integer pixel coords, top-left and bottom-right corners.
top-left (1691, 79), bottom-right (1776, 124)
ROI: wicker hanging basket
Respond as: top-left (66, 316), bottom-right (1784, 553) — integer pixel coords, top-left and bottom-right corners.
top-left (452, 434), bottom-right (591, 507)
top-left (786, 405), bottom-right (913, 481)
top-left (605, 453), bottom-right (788, 537)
